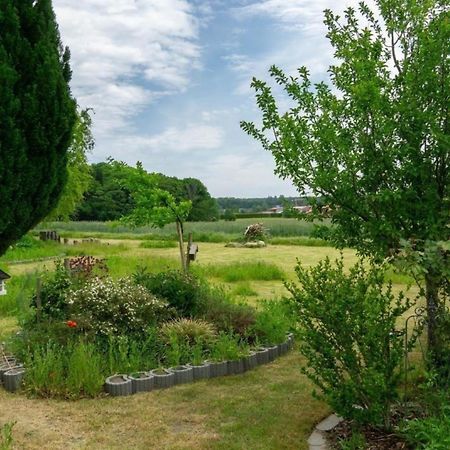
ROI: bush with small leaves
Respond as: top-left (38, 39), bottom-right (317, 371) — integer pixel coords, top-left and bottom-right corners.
top-left (287, 256), bottom-right (416, 428)
top-left (133, 268), bottom-right (203, 316)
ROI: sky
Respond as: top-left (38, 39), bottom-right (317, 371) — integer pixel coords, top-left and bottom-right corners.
top-left (52, 0), bottom-right (370, 198)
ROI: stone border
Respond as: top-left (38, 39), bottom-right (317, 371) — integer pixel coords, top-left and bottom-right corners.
top-left (308, 414), bottom-right (343, 450)
top-left (105, 333), bottom-right (295, 397)
top-left (1, 334), bottom-right (295, 397)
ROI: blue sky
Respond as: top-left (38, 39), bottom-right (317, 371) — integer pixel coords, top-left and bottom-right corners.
top-left (53, 0), bottom-right (369, 197)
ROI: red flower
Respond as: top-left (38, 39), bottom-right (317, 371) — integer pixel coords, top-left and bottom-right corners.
top-left (66, 320), bottom-right (77, 328)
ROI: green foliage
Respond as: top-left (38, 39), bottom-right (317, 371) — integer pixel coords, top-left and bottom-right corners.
top-left (287, 256), bottom-right (415, 428)
top-left (36, 217), bottom-right (321, 239)
top-left (0, 0), bottom-right (77, 255)
top-left (223, 209), bottom-right (236, 221)
top-left (402, 412), bottom-right (450, 450)
top-left (268, 236), bottom-right (329, 247)
top-left (134, 268), bottom-right (203, 316)
top-left (217, 196), bottom-right (308, 214)
top-left (203, 261), bottom-right (284, 282)
top-left (75, 162), bottom-right (218, 222)
top-left (251, 300), bottom-right (294, 344)
top-left (231, 282), bottom-right (258, 297)
top-left (30, 262), bottom-right (73, 319)
top-left (339, 430), bottom-right (367, 450)
top-left (48, 108), bottom-right (94, 220)
top-left (210, 332), bottom-right (243, 361)
top-left (242, 1), bottom-right (449, 257)
top-left (24, 341), bottom-right (104, 398)
top-left (0, 271), bottom-right (39, 317)
top-left (0, 422), bottom-right (15, 450)
top-left (105, 331), bottom-right (161, 374)
top-left (160, 318), bottom-right (217, 345)
top-left (68, 277), bottom-right (169, 337)
top-left (200, 287), bottom-right (256, 336)
top-left (181, 177), bottom-right (219, 222)
top-left (242, 0), bottom-right (449, 363)
top-left (76, 162), bottom-right (135, 221)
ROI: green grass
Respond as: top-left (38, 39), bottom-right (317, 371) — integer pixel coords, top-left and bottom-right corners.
top-left (0, 271), bottom-right (38, 316)
top-left (0, 240), bottom-right (64, 263)
top-left (139, 240), bottom-right (177, 249)
top-left (200, 261), bottom-right (285, 283)
top-left (36, 217), bottom-right (326, 238)
top-left (269, 236), bottom-right (330, 247)
top-left (231, 282), bottom-right (258, 297)
top-left (105, 255), bottom-right (180, 278)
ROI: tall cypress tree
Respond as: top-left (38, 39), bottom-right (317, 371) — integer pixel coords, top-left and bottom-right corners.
top-left (0, 0), bottom-right (76, 255)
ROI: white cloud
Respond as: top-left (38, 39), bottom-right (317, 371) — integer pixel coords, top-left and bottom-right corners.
top-left (53, 0), bottom-right (202, 136)
top-left (237, 0), bottom-right (377, 31)
top-left (94, 123), bottom-right (225, 162)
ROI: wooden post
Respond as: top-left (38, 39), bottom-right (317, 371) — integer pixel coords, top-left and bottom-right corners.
top-left (186, 233), bottom-right (193, 271)
top-left (176, 221), bottom-right (187, 273)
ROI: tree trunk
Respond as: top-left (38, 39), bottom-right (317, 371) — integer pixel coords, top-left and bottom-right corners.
top-left (176, 221), bottom-right (186, 273)
top-left (186, 233), bottom-right (193, 271)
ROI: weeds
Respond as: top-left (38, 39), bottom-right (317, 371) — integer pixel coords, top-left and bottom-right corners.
top-left (203, 261), bottom-right (284, 282)
top-left (0, 422), bottom-right (15, 450)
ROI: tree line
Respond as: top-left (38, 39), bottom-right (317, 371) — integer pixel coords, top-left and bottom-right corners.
top-left (74, 162), bottom-right (219, 223)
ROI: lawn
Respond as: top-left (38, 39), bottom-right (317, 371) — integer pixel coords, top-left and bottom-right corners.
top-left (0, 236), bottom-right (419, 449)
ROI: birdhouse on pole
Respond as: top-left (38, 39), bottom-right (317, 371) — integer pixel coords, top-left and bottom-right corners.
top-left (0, 269), bottom-right (11, 296)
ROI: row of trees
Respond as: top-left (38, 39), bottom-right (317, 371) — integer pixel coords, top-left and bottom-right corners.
top-left (216, 196), bottom-right (309, 213)
top-left (75, 162), bottom-right (219, 223)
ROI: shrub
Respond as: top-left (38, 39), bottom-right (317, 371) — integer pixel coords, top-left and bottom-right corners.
top-left (30, 262), bottom-right (72, 319)
top-left (287, 256), bottom-right (415, 428)
top-left (133, 268), bottom-right (203, 316)
top-left (67, 277), bottom-right (169, 337)
top-left (251, 299), bottom-right (294, 344)
top-left (160, 318), bottom-right (216, 345)
top-left (10, 320), bottom-right (79, 361)
top-left (201, 287), bottom-right (256, 336)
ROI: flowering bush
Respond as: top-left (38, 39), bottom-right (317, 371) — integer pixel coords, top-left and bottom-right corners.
top-left (67, 277), bottom-right (170, 337)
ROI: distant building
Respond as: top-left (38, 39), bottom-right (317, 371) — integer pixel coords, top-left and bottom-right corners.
top-left (262, 205), bottom-right (284, 214)
top-left (293, 206), bottom-right (313, 214)
top-left (0, 269), bottom-right (11, 296)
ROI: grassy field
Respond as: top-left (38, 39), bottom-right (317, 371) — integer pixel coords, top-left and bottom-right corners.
top-left (0, 231), bottom-right (420, 449)
top-left (34, 218), bottom-right (330, 241)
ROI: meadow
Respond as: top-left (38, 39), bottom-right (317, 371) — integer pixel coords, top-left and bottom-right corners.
top-left (0, 221), bottom-right (420, 449)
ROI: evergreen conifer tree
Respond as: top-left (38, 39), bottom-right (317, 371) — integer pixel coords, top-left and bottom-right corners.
top-left (0, 0), bottom-right (76, 255)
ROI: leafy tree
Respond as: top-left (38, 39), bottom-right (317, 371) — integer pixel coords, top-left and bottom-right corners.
top-left (116, 162), bottom-right (192, 272)
top-left (76, 162), bottom-right (135, 221)
top-left (0, 0), bottom-right (76, 255)
top-left (76, 165), bottom-right (217, 222)
top-left (242, 1), bottom-right (449, 362)
top-left (48, 108), bottom-right (94, 220)
top-left (182, 177), bottom-right (219, 221)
